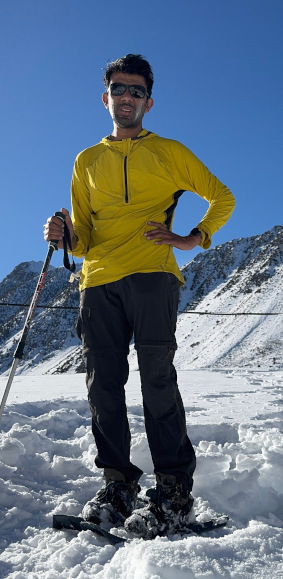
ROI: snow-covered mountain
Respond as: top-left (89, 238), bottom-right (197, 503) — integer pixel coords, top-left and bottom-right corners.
top-left (0, 226), bottom-right (282, 375)
top-left (0, 261), bottom-right (83, 375)
top-left (174, 224), bottom-right (283, 370)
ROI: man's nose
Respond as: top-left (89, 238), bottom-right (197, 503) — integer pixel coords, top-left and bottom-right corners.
top-left (121, 88), bottom-right (134, 99)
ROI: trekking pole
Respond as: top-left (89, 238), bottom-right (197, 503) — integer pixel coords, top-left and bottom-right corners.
top-left (0, 212), bottom-right (65, 422)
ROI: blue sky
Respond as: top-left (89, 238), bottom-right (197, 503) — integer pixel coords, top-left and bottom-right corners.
top-left (0, 0), bottom-right (282, 282)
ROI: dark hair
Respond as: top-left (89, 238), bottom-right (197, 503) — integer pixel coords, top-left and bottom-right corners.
top-left (103, 54), bottom-right (154, 98)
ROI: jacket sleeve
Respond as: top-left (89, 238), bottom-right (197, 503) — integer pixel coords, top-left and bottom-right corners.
top-left (170, 141), bottom-right (236, 249)
top-left (70, 152), bottom-right (92, 258)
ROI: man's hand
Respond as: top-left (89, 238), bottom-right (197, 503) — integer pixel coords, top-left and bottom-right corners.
top-left (43, 208), bottom-right (77, 251)
top-left (144, 222), bottom-right (202, 250)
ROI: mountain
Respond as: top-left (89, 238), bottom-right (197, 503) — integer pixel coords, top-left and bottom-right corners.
top-left (0, 261), bottom-right (83, 375)
top-left (0, 226), bottom-right (282, 375)
top-left (174, 224), bottom-right (282, 370)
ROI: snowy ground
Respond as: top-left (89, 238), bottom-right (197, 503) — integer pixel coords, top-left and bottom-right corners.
top-left (0, 369), bottom-right (283, 578)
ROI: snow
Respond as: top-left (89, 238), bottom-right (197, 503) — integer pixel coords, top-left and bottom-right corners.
top-left (0, 369), bottom-right (283, 578)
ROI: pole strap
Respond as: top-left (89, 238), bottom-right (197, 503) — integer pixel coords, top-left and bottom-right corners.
top-left (62, 221), bottom-right (76, 273)
top-left (54, 212), bottom-right (76, 273)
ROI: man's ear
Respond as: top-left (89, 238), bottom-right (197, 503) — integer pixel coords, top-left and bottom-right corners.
top-left (102, 92), bottom-right (108, 108)
top-left (145, 98), bottom-right (154, 114)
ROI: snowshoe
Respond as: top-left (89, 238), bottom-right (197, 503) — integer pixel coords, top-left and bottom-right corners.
top-left (53, 512), bottom-right (229, 544)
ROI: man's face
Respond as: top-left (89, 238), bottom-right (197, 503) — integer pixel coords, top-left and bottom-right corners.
top-left (102, 72), bottom-right (153, 129)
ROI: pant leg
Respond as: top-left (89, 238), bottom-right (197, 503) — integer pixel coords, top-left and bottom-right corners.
top-left (119, 273), bottom-right (196, 490)
top-left (137, 346), bottom-right (196, 491)
top-left (77, 284), bottom-right (143, 481)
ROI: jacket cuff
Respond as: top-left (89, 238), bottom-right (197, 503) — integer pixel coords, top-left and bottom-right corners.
top-left (197, 226), bottom-right (211, 249)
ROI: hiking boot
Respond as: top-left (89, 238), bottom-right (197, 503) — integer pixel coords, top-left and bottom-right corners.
top-left (82, 470), bottom-right (140, 527)
top-left (124, 472), bottom-right (194, 538)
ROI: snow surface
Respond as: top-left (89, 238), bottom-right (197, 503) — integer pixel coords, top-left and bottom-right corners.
top-left (0, 369), bottom-right (283, 578)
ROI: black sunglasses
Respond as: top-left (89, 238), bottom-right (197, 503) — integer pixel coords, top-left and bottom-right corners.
top-left (109, 82), bottom-right (148, 99)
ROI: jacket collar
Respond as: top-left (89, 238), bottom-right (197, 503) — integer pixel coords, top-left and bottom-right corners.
top-left (101, 129), bottom-right (154, 144)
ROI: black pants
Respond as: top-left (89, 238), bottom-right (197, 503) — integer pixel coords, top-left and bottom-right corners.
top-left (77, 273), bottom-right (196, 491)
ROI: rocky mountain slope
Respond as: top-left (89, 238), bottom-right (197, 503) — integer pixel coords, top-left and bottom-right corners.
top-left (0, 226), bottom-right (282, 375)
top-left (174, 224), bottom-right (282, 369)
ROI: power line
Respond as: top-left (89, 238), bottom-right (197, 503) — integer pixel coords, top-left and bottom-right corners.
top-left (180, 311), bottom-right (281, 316)
top-left (0, 302), bottom-right (281, 315)
top-left (0, 302), bottom-right (77, 310)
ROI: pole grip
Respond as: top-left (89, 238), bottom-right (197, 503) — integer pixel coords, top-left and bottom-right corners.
top-left (50, 211), bottom-right (66, 247)
top-left (54, 211), bottom-right (66, 221)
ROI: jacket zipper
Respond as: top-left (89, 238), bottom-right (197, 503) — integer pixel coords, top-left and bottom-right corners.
top-left (124, 155), bottom-right (129, 203)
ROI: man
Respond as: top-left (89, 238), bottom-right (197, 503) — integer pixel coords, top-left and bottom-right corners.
top-left (44, 54), bottom-right (235, 538)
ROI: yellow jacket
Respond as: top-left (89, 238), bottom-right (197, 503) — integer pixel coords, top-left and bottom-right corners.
top-left (71, 129), bottom-right (235, 290)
